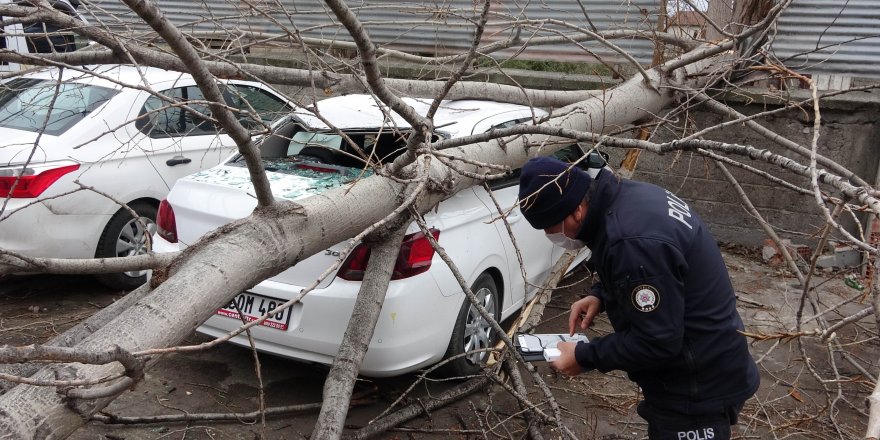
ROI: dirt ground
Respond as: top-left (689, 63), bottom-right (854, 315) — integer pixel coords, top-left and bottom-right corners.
top-left (0, 245), bottom-right (875, 439)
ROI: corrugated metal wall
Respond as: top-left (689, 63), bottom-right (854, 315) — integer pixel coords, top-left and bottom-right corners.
top-left (771, 0), bottom-right (880, 78)
top-left (84, 0), bottom-right (660, 66)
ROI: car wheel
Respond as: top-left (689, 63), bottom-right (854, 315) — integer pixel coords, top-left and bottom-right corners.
top-left (440, 272), bottom-right (501, 377)
top-left (94, 202), bottom-right (157, 291)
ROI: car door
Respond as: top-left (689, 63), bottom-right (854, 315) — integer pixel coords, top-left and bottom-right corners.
top-left (133, 83), bottom-right (292, 190)
top-left (132, 85), bottom-right (229, 189)
top-left (222, 83), bottom-right (292, 130)
top-left (472, 171), bottom-right (555, 309)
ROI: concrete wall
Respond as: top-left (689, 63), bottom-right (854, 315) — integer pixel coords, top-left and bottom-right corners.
top-left (613, 89), bottom-right (880, 248)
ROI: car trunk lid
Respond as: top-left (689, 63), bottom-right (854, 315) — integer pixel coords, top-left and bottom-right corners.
top-left (0, 128), bottom-right (57, 166)
top-left (167, 161), bottom-right (370, 289)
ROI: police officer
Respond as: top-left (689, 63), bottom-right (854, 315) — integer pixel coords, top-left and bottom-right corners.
top-left (518, 156), bottom-right (759, 440)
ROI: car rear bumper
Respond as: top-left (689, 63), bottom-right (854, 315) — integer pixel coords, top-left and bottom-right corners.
top-left (0, 200), bottom-right (109, 258)
top-left (153, 229), bottom-right (466, 377)
top-left (197, 274), bottom-right (462, 377)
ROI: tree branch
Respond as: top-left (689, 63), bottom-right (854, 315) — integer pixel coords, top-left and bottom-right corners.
top-left (311, 223), bottom-right (408, 440)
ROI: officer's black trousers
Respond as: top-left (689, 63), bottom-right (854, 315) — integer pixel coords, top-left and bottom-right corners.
top-left (636, 400), bottom-right (744, 440)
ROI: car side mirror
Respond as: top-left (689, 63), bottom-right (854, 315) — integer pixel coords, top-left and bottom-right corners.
top-left (585, 150), bottom-right (608, 169)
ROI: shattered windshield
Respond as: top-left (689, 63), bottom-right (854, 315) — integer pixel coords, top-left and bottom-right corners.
top-left (223, 125), bottom-right (414, 199)
top-left (201, 160), bottom-right (370, 201)
top-left (244, 124), bottom-right (412, 169)
top-left (262, 159), bottom-right (371, 181)
top-left (227, 134), bottom-right (371, 199)
top-left (287, 132), bottom-right (343, 155)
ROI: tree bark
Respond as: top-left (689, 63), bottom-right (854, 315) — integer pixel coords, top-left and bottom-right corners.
top-left (311, 225), bottom-right (407, 440)
top-left (705, 0), bottom-right (735, 40)
top-left (867, 379), bottom-right (880, 440)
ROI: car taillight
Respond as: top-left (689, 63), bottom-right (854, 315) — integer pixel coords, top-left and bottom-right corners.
top-left (397, 229), bottom-right (440, 278)
top-left (337, 229), bottom-right (440, 281)
top-left (157, 199), bottom-right (177, 243)
top-left (0, 163), bottom-right (79, 198)
top-left (337, 244), bottom-right (371, 281)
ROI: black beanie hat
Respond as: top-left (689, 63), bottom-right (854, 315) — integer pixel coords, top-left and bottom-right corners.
top-left (518, 156), bottom-right (591, 230)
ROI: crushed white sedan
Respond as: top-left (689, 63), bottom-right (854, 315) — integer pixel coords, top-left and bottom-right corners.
top-left (153, 95), bottom-right (596, 376)
top-left (0, 65), bottom-right (294, 289)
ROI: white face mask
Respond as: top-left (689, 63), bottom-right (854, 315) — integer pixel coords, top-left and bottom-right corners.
top-left (545, 219), bottom-right (586, 250)
top-left (546, 232), bottom-right (586, 250)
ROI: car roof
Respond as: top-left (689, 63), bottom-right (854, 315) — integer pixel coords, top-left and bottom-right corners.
top-left (15, 64), bottom-right (196, 91)
top-left (292, 94), bottom-right (546, 138)
top-left (13, 64), bottom-right (283, 96)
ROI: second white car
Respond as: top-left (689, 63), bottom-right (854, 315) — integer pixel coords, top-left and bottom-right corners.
top-left (153, 95), bottom-right (595, 376)
top-left (0, 64), bottom-right (295, 289)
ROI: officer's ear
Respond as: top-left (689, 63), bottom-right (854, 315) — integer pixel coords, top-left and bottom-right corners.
top-left (572, 199), bottom-right (588, 224)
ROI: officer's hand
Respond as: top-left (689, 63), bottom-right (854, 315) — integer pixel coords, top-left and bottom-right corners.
top-left (568, 295), bottom-right (602, 336)
top-left (549, 341), bottom-right (583, 376)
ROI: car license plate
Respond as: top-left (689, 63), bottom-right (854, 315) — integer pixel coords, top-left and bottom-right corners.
top-left (216, 292), bottom-right (292, 331)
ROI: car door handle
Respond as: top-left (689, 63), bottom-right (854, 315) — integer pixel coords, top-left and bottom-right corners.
top-left (507, 210), bottom-right (522, 223)
top-left (166, 156), bottom-right (192, 166)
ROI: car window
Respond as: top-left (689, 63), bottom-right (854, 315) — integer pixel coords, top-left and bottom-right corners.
top-left (223, 84), bottom-right (291, 128)
top-left (0, 78), bottom-right (118, 135)
top-left (489, 117), bottom-right (531, 131)
top-left (287, 132), bottom-right (342, 155)
top-left (283, 130), bottom-right (409, 168)
top-left (24, 22), bottom-right (77, 54)
top-left (252, 122), bottom-right (418, 170)
top-left (487, 168), bottom-right (521, 191)
top-left (17, 0), bottom-right (86, 54)
top-left (137, 86), bottom-right (216, 138)
top-left (483, 117), bottom-right (536, 190)
top-left (553, 144), bottom-right (608, 171)
top-left (551, 144), bottom-right (583, 163)
top-left (138, 85), bottom-right (291, 137)
top-left (487, 144), bottom-right (585, 191)
top-left (475, 116), bottom-right (536, 135)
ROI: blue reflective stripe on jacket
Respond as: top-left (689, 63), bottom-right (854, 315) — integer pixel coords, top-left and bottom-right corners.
top-left (574, 170), bottom-right (759, 411)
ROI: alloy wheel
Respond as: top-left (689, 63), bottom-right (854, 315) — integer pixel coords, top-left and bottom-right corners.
top-left (462, 285), bottom-right (497, 364)
top-left (116, 216), bottom-right (157, 277)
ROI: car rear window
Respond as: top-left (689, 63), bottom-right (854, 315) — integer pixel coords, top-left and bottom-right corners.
top-left (0, 78), bottom-right (118, 135)
top-left (253, 123), bottom-right (412, 169)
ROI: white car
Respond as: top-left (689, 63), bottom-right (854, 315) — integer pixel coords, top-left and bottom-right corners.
top-left (153, 95), bottom-right (597, 377)
top-left (0, 65), bottom-right (295, 289)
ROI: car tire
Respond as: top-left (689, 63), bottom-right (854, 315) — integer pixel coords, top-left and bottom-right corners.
top-left (94, 202), bottom-right (157, 291)
top-left (439, 272), bottom-right (501, 377)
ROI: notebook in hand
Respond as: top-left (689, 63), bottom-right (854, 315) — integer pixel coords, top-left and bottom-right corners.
top-left (515, 333), bottom-right (589, 362)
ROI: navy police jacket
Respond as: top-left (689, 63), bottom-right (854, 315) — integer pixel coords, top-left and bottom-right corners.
top-left (574, 170), bottom-right (759, 412)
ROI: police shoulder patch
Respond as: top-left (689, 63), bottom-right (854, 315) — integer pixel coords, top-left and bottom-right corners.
top-left (631, 285), bottom-right (660, 312)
